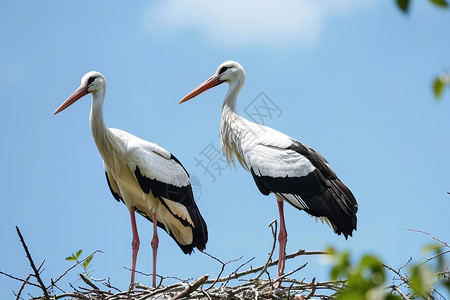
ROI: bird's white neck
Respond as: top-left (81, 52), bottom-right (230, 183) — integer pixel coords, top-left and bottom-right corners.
top-left (220, 79), bottom-right (248, 170)
top-left (89, 89), bottom-right (118, 164)
top-left (221, 79), bottom-right (243, 113)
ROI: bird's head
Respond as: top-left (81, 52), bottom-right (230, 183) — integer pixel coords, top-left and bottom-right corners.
top-left (54, 71), bottom-right (105, 115)
top-left (179, 61), bottom-right (245, 104)
top-left (83, 71), bottom-right (105, 93)
top-left (215, 61), bottom-right (245, 84)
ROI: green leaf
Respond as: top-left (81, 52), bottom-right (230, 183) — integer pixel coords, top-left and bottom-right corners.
top-left (65, 254), bottom-right (77, 261)
top-left (409, 264), bottom-right (433, 297)
top-left (433, 77), bottom-right (445, 99)
top-left (428, 0), bottom-right (449, 8)
top-left (423, 244), bottom-right (445, 271)
top-left (76, 249), bottom-right (82, 258)
top-left (330, 251), bottom-right (351, 280)
top-left (396, 0), bottom-right (410, 13)
top-left (83, 255), bottom-right (93, 269)
top-left (360, 255), bottom-right (385, 286)
top-left (360, 255), bottom-right (383, 269)
top-left (422, 243), bottom-right (441, 253)
top-left (335, 290), bottom-right (364, 300)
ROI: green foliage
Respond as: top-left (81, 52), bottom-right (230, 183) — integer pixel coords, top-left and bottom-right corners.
top-left (329, 239), bottom-right (450, 300)
top-left (418, 243), bottom-right (450, 295)
top-left (65, 249), bottom-right (82, 261)
top-left (395, 0), bottom-right (448, 14)
top-left (396, 0), bottom-right (410, 13)
top-left (65, 249), bottom-right (95, 273)
top-left (329, 247), bottom-right (401, 299)
top-left (409, 264), bottom-right (433, 298)
top-left (434, 77), bottom-right (445, 99)
top-left (433, 73), bottom-right (450, 100)
top-left (83, 255), bottom-right (93, 269)
top-left (429, 0), bottom-right (449, 8)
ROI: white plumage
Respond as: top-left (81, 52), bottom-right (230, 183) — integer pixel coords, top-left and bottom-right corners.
top-left (180, 61), bottom-right (358, 282)
top-left (55, 71), bottom-right (207, 288)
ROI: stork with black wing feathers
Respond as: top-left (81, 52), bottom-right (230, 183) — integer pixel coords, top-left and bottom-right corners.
top-left (54, 71), bottom-right (208, 288)
top-left (179, 61), bottom-right (358, 281)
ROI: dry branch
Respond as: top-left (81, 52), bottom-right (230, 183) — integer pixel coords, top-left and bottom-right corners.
top-left (16, 274), bottom-right (31, 300)
top-left (172, 274), bottom-right (209, 299)
top-left (0, 271), bottom-right (40, 288)
top-left (16, 226), bottom-right (50, 300)
top-left (254, 219), bottom-right (278, 281)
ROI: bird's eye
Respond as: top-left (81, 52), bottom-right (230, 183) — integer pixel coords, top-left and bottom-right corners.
top-left (87, 76), bottom-right (96, 85)
top-left (218, 66), bottom-right (230, 75)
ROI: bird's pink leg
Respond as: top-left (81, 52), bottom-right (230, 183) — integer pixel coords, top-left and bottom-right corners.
top-left (151, 212), bottom-right (159, 288)
top-left (276, 199), bottom-right (287, 283)
top-left (129, 207), bottom-right (140, 289)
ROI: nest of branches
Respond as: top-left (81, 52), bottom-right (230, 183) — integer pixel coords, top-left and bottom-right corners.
top-left (46, 250), bottom-right (341, 300)
top-left (5, 225), bottom-right (449, 299)
top-left (6, 223), bottom-right (344, 300)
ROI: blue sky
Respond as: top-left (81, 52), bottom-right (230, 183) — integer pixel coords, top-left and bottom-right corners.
top-left (0, 0), bottom-right (449, 297)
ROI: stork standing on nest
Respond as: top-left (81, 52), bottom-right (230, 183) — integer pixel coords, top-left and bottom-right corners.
top-left (179, 61), bottom-right (357, 281)
top-left (54, 71), bottom-right (208, 288)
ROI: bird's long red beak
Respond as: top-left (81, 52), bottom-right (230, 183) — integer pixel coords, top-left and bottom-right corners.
top-left (54, 86), bottom-right (89, 115)
top-left (179, 75), bottom-right (223, 104)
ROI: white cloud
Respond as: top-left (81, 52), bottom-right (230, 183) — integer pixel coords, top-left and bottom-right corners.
top-left (145, 0), bottom-right (375, 48)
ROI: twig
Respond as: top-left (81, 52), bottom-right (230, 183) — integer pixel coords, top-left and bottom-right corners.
top-left (223, 257), bottom-right (255, 287)
top-left (383, 264), bottom-right (410, 284)
top-left (57, 292), bottom-right (91, 299)
top-left (103, 277), bottom-right (121, 293)
top-left (50, 279), bottom-right (66, 294)
top-left (78, 285), bottom-right (111, 298)
top-left (0, 270), bottom-right (40, 288)
top-left (385, 263), bottom-right (435, 300)
top-left (398, 257), bottom-right (413, 273)
top-left (16, 274), bottom-right (31, 300)
top-left (407, 250), bottom-right (450, 274)
top-left (258, 263), bottom-right (308, 289)
top-left (391, 285), bottom-right (411, 300)
top-left (172, 274), bottom-right (209, 299)
top-left (136, 282), bottom-right (184, 300)
top-left (285, 249), bottom-right (329, 260)
top-left (227, 282), bottom-right (255, 297)
top-left (204, 249), bottom-right (326, 285)
top-left (16, 226), bottom-right (50, 300)
top-left (104, 289), bottom-right (135, 300)
top-left (304, 277), bottom-right (316, 299)
top-left (50, 250), bottom-right (103, 290)
top-left (123, 266), bottom-right (182, 288)
top-left (254, 219), bottom-right (278, 281)
top-left (198, 289), bottom-right (213, 300)
top-left (37, 259), bottom-right (46, 274)
top-left (79, 273), bottom-right (100, 291)
top-left (203, 251), bottom-right (243, 290)
top-left (405, 229), bottom-right (450, 248)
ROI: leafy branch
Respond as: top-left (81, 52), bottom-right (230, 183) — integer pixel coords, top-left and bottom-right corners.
top-left (329, 230), bottom-right (449, 299)
top-left (65, 249), bottom-right (94, 273)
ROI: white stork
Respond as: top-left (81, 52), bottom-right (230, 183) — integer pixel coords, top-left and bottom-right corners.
top-left (179, 61), bottom-right (358, 281)
top-left (54, 71), bottom-right (208, 288)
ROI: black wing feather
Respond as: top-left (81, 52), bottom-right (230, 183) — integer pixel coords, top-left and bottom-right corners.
top-left (251, 139), bottom-right (358, 238)
top-left (134, 159), bottom-right (208, 254)
top-left (105, 172), bottom-right (122, 203)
